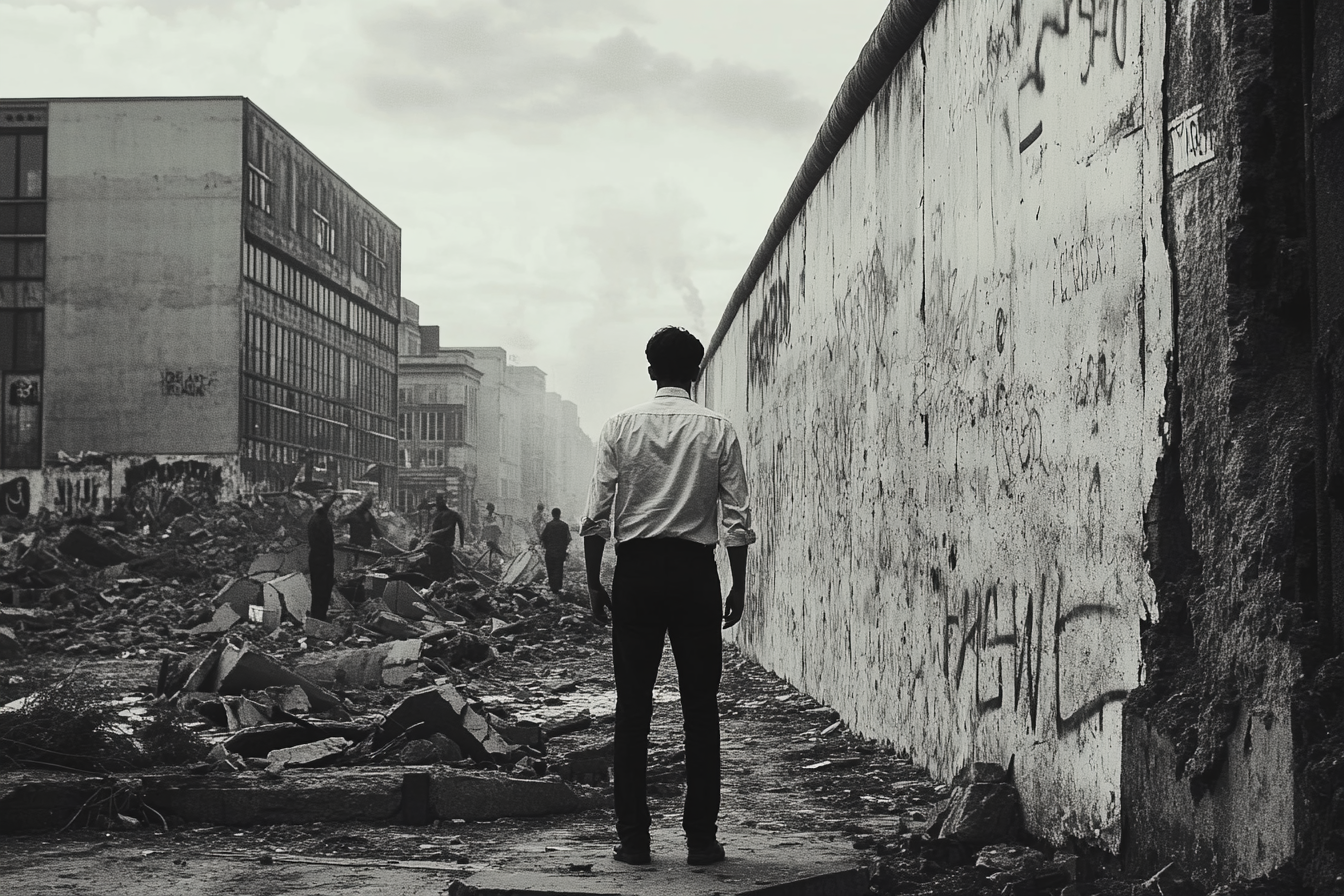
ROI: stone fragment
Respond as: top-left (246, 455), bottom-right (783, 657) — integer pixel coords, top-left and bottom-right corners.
top-left (542, 711), bottom-right (592, 739)
top-left (376, 683), bottom-right (511, 762)
top-left (382, 580), bottom-right (426, 619)
top-left (303, 616), bottom-right (344, 641)
top-left (265, 736), bottom-right (351, 769)
top-left (974, 844), bottom-right (1045, 877)
top-left (430, 771), bottom-right (603, 820)
top-left (400, 740), bottom-right (438, 765)
top-left (369, 611), bottom-right (424, 640)
top-left (223, 722), bottom-right (368, 758)
top-left (57, 527), bottom-right (139, 567)
top-left (499, 551), bottom-right (542, 586)
top-left (248, 553), bottom-right (287, 577)
top-left (265, 573), bottom-right (311, 623)
top-left (381, 638), bottom-right (423, 687)
top-left (428, 732), bottom-right (463, 763)
top-left (214, 578), bottom-right (262, 612)
top-left (941, 782), bottom-right (1022, 845)
top-left (277, 547), bottom-right (308, 575)
top-left (0, 606), bottom-right (54, 627)
top-left (206, 642), bottom-right (341, 710)
top-left (221, 696), bottom-right (272, 730)
top-left (189, 604), bottom-right (241, 636)
top-left (493, 719), bottom-right (544, 746)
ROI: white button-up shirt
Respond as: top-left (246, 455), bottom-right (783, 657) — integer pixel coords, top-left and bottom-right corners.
top-left (581, 387), bottom-right (756, 548)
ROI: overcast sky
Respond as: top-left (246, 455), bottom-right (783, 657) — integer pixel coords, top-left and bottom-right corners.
top-left (1, 0), bottom-right (891, 436)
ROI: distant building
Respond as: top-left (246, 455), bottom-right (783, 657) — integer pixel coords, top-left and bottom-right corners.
top-left (0, 96), bottom-right (400, 509)
top-left (396, 326), bottom-right (480, 518)
top-left (393, 319), bottom-right (595, 543)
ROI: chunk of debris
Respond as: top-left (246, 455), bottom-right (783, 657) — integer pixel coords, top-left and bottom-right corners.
top-left (941, 780), bottom-right (1022, 845)
top-left (265, 736), bottom-right (350, 769)
top-left (190, 639), bottom-right (341, 711)
top-left (303, 616), bottom-right (344, 642)
top-left (214, 578), bottom-right (262, 613)
top-left (265, 573), bottom-right (311, 624)
top-left (57, 526), bottom-right (140, 568)
top-left (375, 683), bottom-right (512, 762)
top-left (189, 604), bottom-right (242, 636)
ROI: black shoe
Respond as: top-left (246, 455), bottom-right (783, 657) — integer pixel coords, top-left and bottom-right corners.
top-left (686, 841), bottom-right (726, 866)
top-left (612, 844), bottom-right (651, 865)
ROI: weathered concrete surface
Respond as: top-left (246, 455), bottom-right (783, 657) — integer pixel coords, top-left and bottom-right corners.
top-left (459, 826), bottom-right (867, 896)
top-left (701, 0), bottom-right (1170, 852)
top-left (44, 98), bottom-right (243, 458)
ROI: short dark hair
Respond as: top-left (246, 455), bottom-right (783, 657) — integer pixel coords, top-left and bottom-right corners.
top-left (551, 508), bottom-right (562, 518)
top-left (645, 326), bottom-right (704, 383)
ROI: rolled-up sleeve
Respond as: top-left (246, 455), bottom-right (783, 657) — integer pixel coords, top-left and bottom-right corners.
top-left (580, 418), bottom-right (619, 540)
top-left (718, 422), bottom-right (756, 547)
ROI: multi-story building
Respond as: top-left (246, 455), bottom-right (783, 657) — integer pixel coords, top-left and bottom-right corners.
top-left (506, 365), bottom-right (545, 517)
top-left (395, 326), bottom-right (480, 517)
top-left (0, 96), bottom-right (400, 507)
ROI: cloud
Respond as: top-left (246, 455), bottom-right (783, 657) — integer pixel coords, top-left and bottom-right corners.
top-left (354, 2), bottom-right (822, 138)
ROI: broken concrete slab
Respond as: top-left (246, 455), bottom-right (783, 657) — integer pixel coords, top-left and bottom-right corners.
top-left (382, 580), bottom-right (427, 619)
top-left (0, 771), bottom-right (115, 833)
top-left (431, 772), bottom-right (605, 820)
top-left (248, 552), bottom-right (287, 577)
top-left (213, 577), bottom-right (262, 612)
top-left (57, 527), bottom-right (140, 568)
top-left (376, 683), bottom-right (511, 762)
top-left (205, 642), bottom-right (341, 710)
top-left (277, 547), bottom-right (308, 576)
top-left (188, 603), bottom-right (242, 636)
top-left (493, 718), bottom-right (544, 747)
top-left (0, 606), bottom-right (55, 627)
top-left (303, 616), bottom-right (344, 641)
top-left (221, 695), bottom-right (272, 730)
top-left (265, 572), bottom-right (311, 623)
top-left (293, 639), bottom-right (422, 689)
top-left (223, 722), bottom-right (369, 758)
top-left (265, 736), bottom-right (350, 769)
top-left (369, 611), bottom-right (426, 640)
top-left (941, 782), bottom-right (1022, 845)
top-left (499, 550), bottom-right (542, 587)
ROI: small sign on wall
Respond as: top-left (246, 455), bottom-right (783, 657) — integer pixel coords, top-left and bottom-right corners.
top-left (1169, 104), bottom-right (1216, 176)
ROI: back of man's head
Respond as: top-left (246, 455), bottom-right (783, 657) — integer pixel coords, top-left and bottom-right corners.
top-left (551, 508), bottom-right (562, 519)
top-left (646, 326), bottom-right (704, 384)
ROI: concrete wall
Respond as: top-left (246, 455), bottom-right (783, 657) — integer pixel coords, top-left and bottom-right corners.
top-left (702, 0), bottom-right (1169, 851)
top-left (44, 98), bottom-right (243, 457)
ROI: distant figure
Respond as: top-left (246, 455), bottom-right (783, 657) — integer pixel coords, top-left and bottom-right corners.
top-left (480, 502), bottom-right (508, 569)
top-left (337, 494), bottom-right (384, 549)
top-left (424, 494), bottom-right (465, 581)
top-left (531, 502), bottom-right (547, 544)
top-left (307, 493), bottom-right (337, 621)
top-left (540, 507), bottom-right (572, 593)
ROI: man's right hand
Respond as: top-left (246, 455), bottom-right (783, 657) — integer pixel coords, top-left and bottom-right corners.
top-left (589, 582), bottom-right (611, 625)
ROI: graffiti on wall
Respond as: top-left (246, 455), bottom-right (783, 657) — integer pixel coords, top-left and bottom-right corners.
top-left (0, 477), bottom-right (29, 518)
top-left (161, 369), bottom-right (217, 398)
top-left (124, 458), bottom-right (224, 517)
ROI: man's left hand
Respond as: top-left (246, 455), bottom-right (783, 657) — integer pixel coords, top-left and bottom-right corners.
top-left (723, 582), bottom-right (745, 629)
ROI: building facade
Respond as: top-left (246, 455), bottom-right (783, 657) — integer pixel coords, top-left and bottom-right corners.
top-left (396, 329), bottom-right (480, 518)
top-left (0, 96), bottom-right (399, 509)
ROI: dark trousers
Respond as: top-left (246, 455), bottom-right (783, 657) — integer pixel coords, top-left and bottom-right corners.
top-left (545, 552), bottom-right (566, 591)
top-left (611, 538), bottom-right (722, 848)
top-left (309, 559), bottom-right (334, 621)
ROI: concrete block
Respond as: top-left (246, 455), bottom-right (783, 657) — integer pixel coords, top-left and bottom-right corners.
top-left (57, 527), bottom-right (140, 568)
top-left (430, 772), bottom-right (602, 820)
top-left (382, 580), bottom-right (426, 619)
top-left (142, 770), bottom-right (405, 826)
top-left (369, 611), bottom-right (424, 640)
top-left (214, 578), bottom-right (262, 612)
top-left (189, 604), bottom-right (241, 636)
top-left (207, 642), bottom-right (341, 710)
top-left (499, 550), bottom-right (542, 586)
top-left (493, 718), bottom-right (544, 747)
top-left (248, 552), bottom-right (286, 577)
top-left (303, 616), bottom-right (344, 641)
top-left (266, 572), bottom-right (311, 623)
top-left (265, 736), bottom-right (350, 768)
top-left (381, 638), bottom-right (422, 686)
top-left (277, 547), bottom-right (308, 575)
top-left (221, 695), bottom-right (272, 730)
top-left (261, 584), bottom-right (283, 632)
top-left (942, 782), bottom-right (1022, 845)
top-left (223, 722), bottom-right (369, 758)
top-left (377, 683), bottom-right (511, 762)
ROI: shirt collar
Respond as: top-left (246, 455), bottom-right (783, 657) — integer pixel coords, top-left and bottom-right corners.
top-left (655, 387), bottom-right (692, 400)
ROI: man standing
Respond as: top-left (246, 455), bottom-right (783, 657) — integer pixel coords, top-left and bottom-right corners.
top-left (582, 326), bottom-right (755, 867)
top-left (531, 502), bottom-right (547, 544)
top-left (424, 494), bottom-right (465, 581)
top-left (307, 493), bottom-right (337, 621)
top-left (480, 502), bottom-right (508, 571)
top-left (540, 507), bottom-right (572, 593)
top-left (337, 494), bottom-right (384, 549)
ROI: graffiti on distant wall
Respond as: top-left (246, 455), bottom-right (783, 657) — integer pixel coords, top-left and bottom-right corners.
top-left (161, 369), bottom-right (217, 398)
top-left (124, 458), bottom-right (224, 517)
top-left (53, 473), bottom-right (106, 517)
top-left (0, 477), bottom-right (29, 518)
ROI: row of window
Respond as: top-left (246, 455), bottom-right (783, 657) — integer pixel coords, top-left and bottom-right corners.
top-left (242, 397), bottom-right (397, 467)
top-left (245, 285), bottom-right (394, 369)
top-left (243, 241), bottom-right (397, 350)
top-left (398, 407), bottom-right (468, 444)
top-left (243, 312), bottom-right (395, 418)
top-left (0, 133), bottom-right (44, 200)
top-left (0, 132), bottom-right (44, 286)
top-left (246, 125), bottom-right (393, 293)
top-left (400, 446), bottom-right (445, 468)
top-left (241, 374), bottom-right (395, 439)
